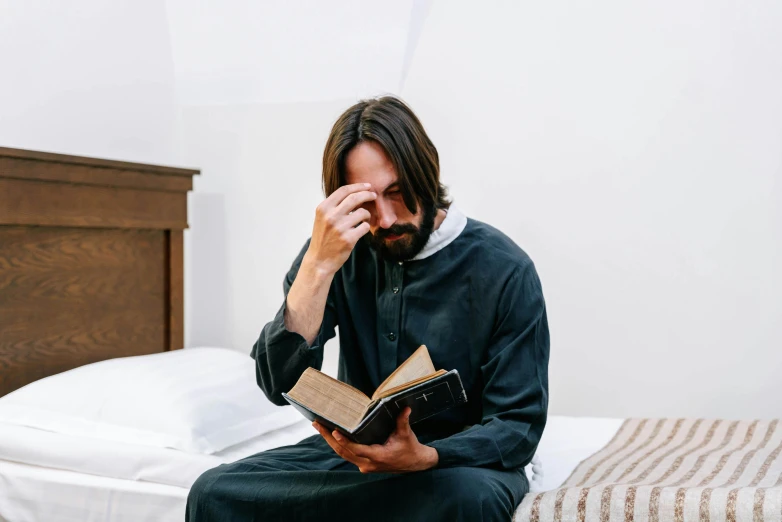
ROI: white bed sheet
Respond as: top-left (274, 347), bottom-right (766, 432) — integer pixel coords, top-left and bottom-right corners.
top-left (0, 459), bottom-right (188, 522)
top-left (0, 416), bottom-right (623, 522)
top-left (0, 419), bottom-right (316, 522)
top-left (0, 417), bottom-right (317, 490)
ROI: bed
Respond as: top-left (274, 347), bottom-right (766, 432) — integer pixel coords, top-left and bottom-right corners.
top-left (0, 146), bottom-right (208, 520)
top-left (0, 147), bottom-right (779, 522)
top-left (0, 148), bottom-right (538, 521)
top-left (0, 145), bottom-right (194, 396)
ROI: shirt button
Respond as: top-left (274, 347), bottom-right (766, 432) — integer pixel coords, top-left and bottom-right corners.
top-left (392, 287), bottom-right (399, 294)
top-left (387, 332), bottom-right (396, 341)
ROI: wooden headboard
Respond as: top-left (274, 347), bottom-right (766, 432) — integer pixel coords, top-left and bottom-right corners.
top-left (0, 147), bottom-right (199, 397)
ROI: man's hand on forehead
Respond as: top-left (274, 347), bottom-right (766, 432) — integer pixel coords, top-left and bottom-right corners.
top-left (302, 183), bottom-right (376, 277)
top-left (333, 184), bottom-right (376, 216)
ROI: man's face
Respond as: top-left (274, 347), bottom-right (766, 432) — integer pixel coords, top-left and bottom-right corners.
top-left (344, 141), bottom-right (435, 262)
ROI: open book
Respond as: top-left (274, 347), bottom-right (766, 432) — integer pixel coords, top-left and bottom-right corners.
top-left (282, 345), bottom-right (467, 445)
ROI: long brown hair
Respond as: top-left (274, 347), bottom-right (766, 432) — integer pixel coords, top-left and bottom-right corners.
top-left (322, 96), bottom-right (451, 214)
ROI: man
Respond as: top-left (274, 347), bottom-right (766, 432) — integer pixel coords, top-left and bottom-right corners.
top-left (187, 96), bottom-right (549, 522)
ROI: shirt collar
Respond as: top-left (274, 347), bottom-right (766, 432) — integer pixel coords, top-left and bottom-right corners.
top-left (411, 206), bottom-right (468, 261)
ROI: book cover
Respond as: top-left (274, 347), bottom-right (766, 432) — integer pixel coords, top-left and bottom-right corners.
top-left (282, 369), bottom-right (467, 445)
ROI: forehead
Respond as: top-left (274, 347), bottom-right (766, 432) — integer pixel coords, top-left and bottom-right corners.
top-left (344, 141), bottom-right (397, 189)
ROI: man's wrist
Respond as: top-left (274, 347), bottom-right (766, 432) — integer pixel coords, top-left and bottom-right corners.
top-left (300, 253), bottom-right (337, 284)
top-left (419, 445), bottom-right (439, 470)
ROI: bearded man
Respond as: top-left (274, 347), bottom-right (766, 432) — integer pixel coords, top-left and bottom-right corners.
top-left (187, 96), bottom-right (550, 522)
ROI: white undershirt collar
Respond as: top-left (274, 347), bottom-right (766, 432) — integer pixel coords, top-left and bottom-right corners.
top-left (410, 206), bottom-right (468, 261)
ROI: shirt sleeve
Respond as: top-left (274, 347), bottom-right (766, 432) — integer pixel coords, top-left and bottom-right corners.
top-left (428, 264), bottom-right (549, 469)
top-left (250, 239), bottom-right (338, 406)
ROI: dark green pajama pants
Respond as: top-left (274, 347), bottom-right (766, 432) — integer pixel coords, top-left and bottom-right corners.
top-left (186, 434), bottom-right (528, 522)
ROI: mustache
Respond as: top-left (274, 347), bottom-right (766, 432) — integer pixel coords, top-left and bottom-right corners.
top-left (373, 224), bottom-right (418, 239)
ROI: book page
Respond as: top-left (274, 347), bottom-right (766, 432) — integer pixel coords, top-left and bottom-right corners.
top-left (373, 369), bottom-right (447, 400)
top-left (372, 345), bottom-right (437, 401)
top-left (287, 368), bottom-right (371, 430)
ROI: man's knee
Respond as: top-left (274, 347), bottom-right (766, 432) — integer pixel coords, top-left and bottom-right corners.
top-left (434, 467), bottom-right (524, 520)
top-left (186, 465), bottom-right (226, 521)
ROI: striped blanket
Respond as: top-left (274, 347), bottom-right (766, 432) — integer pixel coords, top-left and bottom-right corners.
top-left (516, 418), bottom-right (782, 522)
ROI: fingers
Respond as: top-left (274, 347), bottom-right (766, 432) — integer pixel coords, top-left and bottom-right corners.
top-left (312, 422), bottom-right (387, 473)
top-left (325, 183), bottom-right (374, 210)
top-left (315, 185), bottom-right (373, 223)
top-left (394, 407), bottom-right (413, 436)
top-left (344, 208), bottom-right (371, 229)
top-left (331, 431), bottom-right (387, 473)
top-left (331, 431), bottom-right (382, 460)
top-left (334, 190), bottom-right (377, 216)
top-left (312, 422), bottom-right (371, 466)
top-left (314, 189), bottom-right (373, 236)
top-left (344, 221), bottom-right (371, 243)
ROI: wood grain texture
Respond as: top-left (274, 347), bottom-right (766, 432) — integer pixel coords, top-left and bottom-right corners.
top-left (167, 229), bottom-right (184, 351)
top-left (0, 177), bottom-right (187, 229)
top-left (0, 146), bottom-right (198, 177)
top-left (0, 227), bottom-right (168, 397)
top-left (0, 146), bottom-right (197, 397)
top-left (0, 157), bottom-right (193, 192)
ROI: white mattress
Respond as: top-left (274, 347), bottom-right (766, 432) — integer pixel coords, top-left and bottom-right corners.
top-left (0, 416), bottom-right (623, 522)
top-left (0, 460), bottom-right (188, 522)
top-left (0, 419), bottom-right (316, 522)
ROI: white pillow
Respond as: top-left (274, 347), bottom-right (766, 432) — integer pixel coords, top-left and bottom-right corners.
top-left (0, 347), bottom-right (302, 454)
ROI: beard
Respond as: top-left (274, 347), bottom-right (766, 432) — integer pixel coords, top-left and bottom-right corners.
top-left (367, 203), bottom-right (438, 263)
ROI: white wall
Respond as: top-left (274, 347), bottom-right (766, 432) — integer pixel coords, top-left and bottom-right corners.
top-left (170, 0), bottom-right (422, 379)
top-left (4, 1), bottom-right (780, 419)
top-left (164, 0), bottom-right (413, 105)
top-left (0, 0), bottom-right (178, 164)
top-left (400, 0), bottom-right (782, 419)
top-left (180, 101), bottom-right (354, 377)
top-left (178, 1), bottom-right (782, 419)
